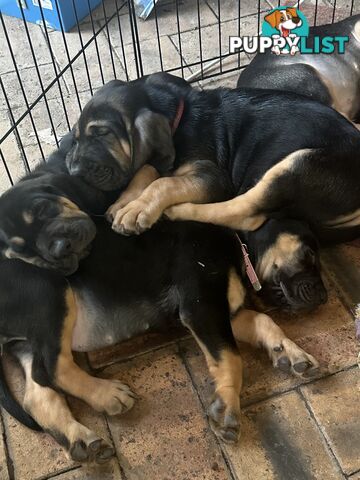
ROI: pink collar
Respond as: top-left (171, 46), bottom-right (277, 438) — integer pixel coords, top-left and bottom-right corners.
top-left (171, 98), bottom-right (185, 134)
top-left (236, 234), bottom-right (262, 291)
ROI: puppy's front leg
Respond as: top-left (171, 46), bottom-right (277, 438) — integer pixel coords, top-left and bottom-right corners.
top-left (231, 309), bottom-right (321, 378)
top-left (110, 160), bottom-right (231, 235)
top-left (106, 164), bottom-right (160, 221)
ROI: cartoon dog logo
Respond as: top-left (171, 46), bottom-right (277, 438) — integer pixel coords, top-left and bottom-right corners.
top-left (264, 7), bottom-right (303, 55)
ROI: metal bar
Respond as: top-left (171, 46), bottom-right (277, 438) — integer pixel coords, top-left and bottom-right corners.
top-left (86, 0), bottom-right (105, 84)
top-left (0, 148), bottom-right (14, 186)
top-left (17, 2), bottom-right (60, 147)
top-left (0, 11), bottom-right (45, 162)
top-left (129, 0), bottom-right (144, 77)
top-left (217, 0), bottom-right (222, 73)
top-left (332, 0), bottom-right (337, 23)
top-left (175, 0), bottom-right (185, 78)
top-left (101, 1), bottom-right (117, 78)
top-left (38, 1), bottom-right (71, 131)
top-left (154, 0), bottom-right (164, 72)
top-left (71, 0), bottom-right (93, 95)
top-left (0, 77), bottom-right (30, 173)
top-left (54, 0), bottom-right (82, 112)
top-left (314, 0), bottom-right (318, 26)
top-left (114, 0), bottom-right (129, 80)
top-left (0, 7), bottom-right (127, 146)
top-left (127, 0), bottom-right (141, 78)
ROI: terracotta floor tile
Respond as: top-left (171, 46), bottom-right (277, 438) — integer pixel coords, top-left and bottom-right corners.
top-left (52, 462), bottom-right (122, 480)
top-left (322, 244), bottom-right (360, 311)
top-left (301, 368), bottom-right (360, 476)
top-left (1, 356), bottom-right (115, 480)
top-left (181, 306), bottom-right (358, 410)
top-left (103, 345), bottom-right (230, 480)
top-left (88, 327), bottom-right (188, 369)
top-left (0, 418), bottom-right (9, 480)
top-left (227, 391), bottom-right (343, 480)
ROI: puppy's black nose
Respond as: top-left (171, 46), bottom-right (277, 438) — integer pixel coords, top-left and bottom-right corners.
top-left (50, 238), bottom-right (72, 258)
top-left (293, 16), bottom-right (301, 24)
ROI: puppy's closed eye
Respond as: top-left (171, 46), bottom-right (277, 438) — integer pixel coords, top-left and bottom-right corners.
top-left (92, 126), bottom-right (112, 137)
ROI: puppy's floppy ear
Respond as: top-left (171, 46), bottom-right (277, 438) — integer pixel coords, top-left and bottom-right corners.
top-left (129, 109), bottom-right (175, 174)
top-left (286, 7), bottom-right (298, 18)
top-left (264, 10), bottom-right (281, 28)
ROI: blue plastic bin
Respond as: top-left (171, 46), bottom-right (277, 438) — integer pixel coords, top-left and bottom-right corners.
top-left (0, 0), bottom-right (103, 31)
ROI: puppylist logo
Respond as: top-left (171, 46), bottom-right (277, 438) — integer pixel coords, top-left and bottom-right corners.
top-left (230, 6), bottom-right (348, 56)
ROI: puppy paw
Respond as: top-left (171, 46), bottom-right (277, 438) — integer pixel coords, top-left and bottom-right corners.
top-left (69, 434), bottom-right (115, 465)
top-left (91, 379), bottom-right (138, 416)
top-left (270, 339), bottom-right (321, 378)
top-left (111, 199), bottom-right (161, 235)
top-left (207, 396), bottom-right (241, 444)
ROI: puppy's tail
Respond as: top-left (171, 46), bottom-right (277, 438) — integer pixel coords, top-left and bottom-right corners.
top-left (0, 356), bottom-right (41, 431)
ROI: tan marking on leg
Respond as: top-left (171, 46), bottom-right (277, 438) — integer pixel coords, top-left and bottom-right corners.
top-left (54, 288), bottom-right (137, 416)
top-left (231, 309), bottom-right (320, 377)
top-left (107, 164), bottom-right (160, 219)
top-left (166, 150), bottom-right (309, 231)
top-left (227, 267), bottom-right (245, 314)
top-left (190, 330), bottom-right (242, 443)
top-left (326, 208), bottom-right (360, 228)
top-left (20, 354), bottom-right (114, 464)
top-left (111, 162), bottom-right (211, 234)
top-left (10, 236), bottom-right (25, 246)
top-left (256, 233), bottom-right (301, 280)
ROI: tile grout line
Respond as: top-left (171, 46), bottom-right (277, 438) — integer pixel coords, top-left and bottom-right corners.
top-left (40, 465), bottom-right (80, 480)
top-left (298, 386), bottom-right (347, 479)
top-left (0, 409), bottom-right (15, 480)
top-left (176, 342), bottom-right (238, 480)
top-left (242, 363), bottom-right (358, 409)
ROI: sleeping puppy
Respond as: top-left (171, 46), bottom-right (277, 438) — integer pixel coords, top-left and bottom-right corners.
top-left (66, 73), bottom-right (360, 245)
top-left (108, 164), bottom-right (328, 312)
top-left (0, 146), bottom-right (319, 461)
top-left (237, 15), bottom-right (360, 121)
top-left (241, 219), bottom-right (327, 311)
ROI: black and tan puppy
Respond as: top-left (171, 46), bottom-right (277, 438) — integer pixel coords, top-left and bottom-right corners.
top-left (0, 142), bottom-right (319, 462)
top-left (66, 73), bottom-right (360, 245)
top-left (237, 15), bottom-right (360, 122)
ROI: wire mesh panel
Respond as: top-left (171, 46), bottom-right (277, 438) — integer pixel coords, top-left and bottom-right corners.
top-left (0, 0), bottom-right (358, 193)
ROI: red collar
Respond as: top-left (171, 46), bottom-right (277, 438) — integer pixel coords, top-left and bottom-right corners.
top-left (171, 98), bottom-right (184, 134)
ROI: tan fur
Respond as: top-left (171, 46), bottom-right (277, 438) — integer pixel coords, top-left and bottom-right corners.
top-left (227, 267), bottom-right (245, 315)
top-left (325, 208), bottom-right (360, 228)
top-left (231, 309), bottom-right (319, 372)
top-left (21, 355), bottom-right (96, 445)
top-left (111, 161), bottom-right (211, 233)
top-left (59, 197), bottom-right (88, 219)
top-left (107, 164), bottom-right (160, 218)
top-left (54, 289), bottom-right (136, 416)
top-left (256, 233), bottom-right (301, 280)
top-left (166, 149), bottom-right (308, 231)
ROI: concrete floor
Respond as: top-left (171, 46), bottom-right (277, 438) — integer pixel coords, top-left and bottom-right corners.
top-left (0, 1), bottom-right (359, 479)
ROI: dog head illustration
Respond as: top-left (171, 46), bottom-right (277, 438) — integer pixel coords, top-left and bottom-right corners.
top-left (265, 8), bottom-right (302, 37)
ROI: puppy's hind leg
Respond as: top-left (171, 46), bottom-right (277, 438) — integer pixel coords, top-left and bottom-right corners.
top-left (53, 288), bottom-right (137, 416)
top-left (231, 309), bottom-right (320, 378)
top-left (16, 350), bottom-right (115, 464)
top-left (178, 287), bottom-right (243, 444)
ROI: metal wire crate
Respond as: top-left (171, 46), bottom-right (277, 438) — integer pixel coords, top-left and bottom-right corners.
top-left (0, 0), bottom-right (357, 193)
